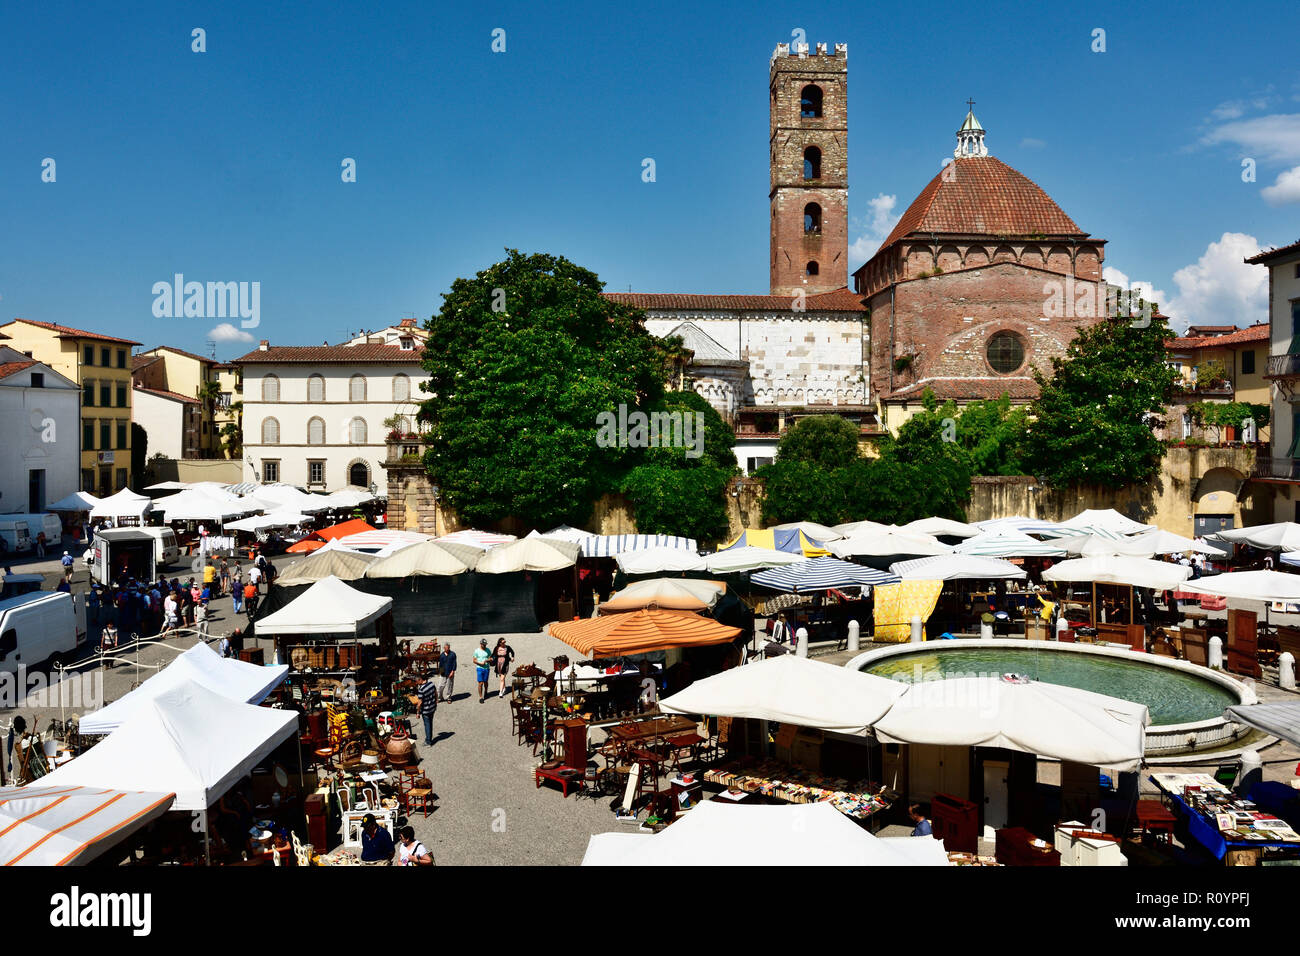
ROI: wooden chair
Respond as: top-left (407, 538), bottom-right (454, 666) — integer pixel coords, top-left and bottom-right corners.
top-left (291, 831), bottom-right (312, 867)
top-left (407, 776), bottom-right (435, 818)
top-left (1182, 627), bottom-right (1209, 667)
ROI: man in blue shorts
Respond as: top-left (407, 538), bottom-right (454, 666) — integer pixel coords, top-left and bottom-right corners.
top-left (473, 638), bottom-right (491, 703)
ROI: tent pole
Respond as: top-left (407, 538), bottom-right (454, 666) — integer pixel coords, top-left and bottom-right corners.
top-left (203, 809), bottom-right (211, 866)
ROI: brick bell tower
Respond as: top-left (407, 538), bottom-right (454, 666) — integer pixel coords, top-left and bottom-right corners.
top-left (769, 41), bottom-right (848, 296)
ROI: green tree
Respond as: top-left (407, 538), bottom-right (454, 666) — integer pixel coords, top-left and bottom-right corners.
top-left (756, 460), bottom-right (846, 526)
top-left (417, 250), bottom-right (668, 528)
top-left (774, 414), bottom-right (861, 468)
top-left (890, 391), bottom-right (1028, 477)
top-left (1023, 315), bottom-right (1180, 488)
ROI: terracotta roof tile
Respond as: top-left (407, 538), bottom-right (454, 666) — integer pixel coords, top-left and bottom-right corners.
top-left (232, 343), bottom-right (425, 365)
top-left (144, 345), bottom-right (215, 365)
top-left (1246, 239), bottom-right (1300, 264)
top-left (880, 376), bottom-right (1039, 402)
top-left (0, 360), bottom-right (37, 380)
top-left (1165, 324), bottom-right (1269, 350)
top-left (604, 288), bottom-right (868, 313)
top-left (1, 318), bottom-right (141, 346)
top-left (871, 157), bottom-right (1089, 262)
top-left (133, 384), bottom-right (199, 404)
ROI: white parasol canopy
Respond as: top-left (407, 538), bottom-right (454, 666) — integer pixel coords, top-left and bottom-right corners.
top-left (0, 785), bottom-right (175, 866)
top-left (1055, 508), bottom-right (1154, 536)
top-left (615, 546), bottom-right (707, 574)
top-left (1212, 522), bottom-right (1300, 552)
top-left (890, 553), bottom-right (1027, 581)
top-left (1179, 569), bottom-right (1300, 603)
top-left (659, 655), bottom-right (907, 735)
top-left (47, 491), bottom-right (101, 512)
top-left (224, 511), bottom-right (310, 532)
top-left (769, 521), bottom-right (844, 542)
top-left (599, 578), bottom-right (726, 613)
top-left (704, 546), bottom-right (802, 574)
top-left (1129, 529), bottom-right (1227, 556)
top-left (476, 537), bottom-right (578, 573)
top-left (90, 488), bottom-right (152, 520)
top-left (829, 529), bottom-right (948, 559)
top-left (872, 676), bottom-right (1149, 771)
top-left (899, 517), bottom-right (982, 539)
top-left (1041, 556), bottom-right (1191, 591)
top-left (254, 575), bottom-right (392, 635)
top-left (580, 800), bottom-right (949, 867)
top-left (953, 529), bottom-right (1067, 558)
top-left (363, 539), bottom-right (481, 577)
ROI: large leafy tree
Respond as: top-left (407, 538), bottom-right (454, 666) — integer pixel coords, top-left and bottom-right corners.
top-left (773, 414), bottom-right (862, 469)
top-left (418, 250), bottom-right (667, 527)
top-left (1023, 315), bottom-right (1180, 488)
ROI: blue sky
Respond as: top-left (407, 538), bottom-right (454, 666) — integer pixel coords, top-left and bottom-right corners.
top-left (3, 0), bottom-right (1298, 357)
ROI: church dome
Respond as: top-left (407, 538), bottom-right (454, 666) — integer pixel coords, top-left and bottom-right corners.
top-left (874, 156), bottom-right (1089, 259)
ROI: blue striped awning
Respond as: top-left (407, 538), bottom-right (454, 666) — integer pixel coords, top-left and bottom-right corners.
top-left (580, 534), bottom-right (698, 558)
top-left (751, 557), bottom-right (899, 593)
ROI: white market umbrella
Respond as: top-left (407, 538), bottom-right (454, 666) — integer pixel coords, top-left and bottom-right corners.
top-left (1213, 523), bottom-right (1300, 553)
top-left (872, 676), bottom-right (1149, 771)
top-left (581, 800), bottom-right (948, 867)
top-left (0, 785), bottom-right (175, 866)
top-left (336, 529), bottom-right (433, 551)
top-left (47, 491), bottom-right (101, 512)
top-left (615, 546), bottom-right (707, 574)
top-left (769, 521), bottom-right (844, 542)
top-left (364, 539), bottom-right (480, 577)
top-left (1129, 529), bottom-right (1227, 556)
top-left (476, 537), bottom-right (578, 573)
top-left (831, 519), bottom-right (897, 537)
top-left (830, 529), bottom-right (948, 559)
top-left (1179, 569), bottom-right (1300, 604)
top-left (890, 553), bottom-right (1027, 581)
top-left (954, 530), bottom-right (1066, 558)
top-left (224, 511), bottom-right (310, 533)
top-left (599, 578), bottom-right (726, 613)
top-left (577, 534), bottom-right (699, 558)
top-left (1055, 508), bottom-right (1154, 536)
top-left (1042, 556), bottom-right (1191, 591)
top-left (438, 529), bottom-right (517, 549)
top-left (659, 655), bottom-right (907, 735)
top-left (1051, 533), bottom-right (1161, 558)
top-left (704, 546), bottom-right (802, 574)
top-left (975, 516), bottom-right (1067, 536)
top-left (899, 517), bottom-right (981, 539)
top-left (751, 556), bottom-right (899, 592)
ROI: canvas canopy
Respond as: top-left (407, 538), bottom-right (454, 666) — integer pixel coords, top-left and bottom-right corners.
top-left (704, 546), bottom-right (802, 574)
top-left (287, 518), bottom-right (376, 552)
top-left (439, 529), bottom-right (517, 549)
top-left (720, 528), bottom-right (829, 557)
top-left (769, 521), bottom-right (844, 542)
top-left (1213, 522), bottom-right (1300, 552)
top-left (872, 676), bottom-right (1149, 771)
top-left (1056, 508), bottom-right (1154, 536)
top-left (255, 575), bottom-right (392, 635)
top-left (578, 533), bottom-right (698, 557)
top-left (477, 537), bottom-right (578, 573)
top-left (224, 511), bottom-right (310, 532)
top-left (275, 547), bottom-right (375, 585)
top-left (1129, 529), bottom-right (1226, 556)
top-left (659, 655), bottom-right (907, 735)
top-left (231, 484), bottom-right (332, 514)
top-left (80, 641), bottom-right (289, 734)
top-left (550, 609), bottom-right (740, 657)
top-left (90, 488), bottom-right (152, 520)
top-left (363, 539), bottom-right (480, 577)
top-left (830, 529), bottom-right (948, 559)
top-left (0, 785), bottom-right (175, 866)
top-left (40, 680), bottom-right (299, 811)
top-left (751, 556), bottom-right (899, 592)
top-left (47, 491), bottom-right (101, 512)
top-left (599, 578), bottom-right (726, 613)
top-left (953, 529), bottom-right (1066, 558)
top-left (899, 517), bottom-right (981, 539)
top-left (160, 488), bottom-right (260, 522)
top-left (975, 516), bottom-right (1066, 537)
top-left (581, 800), bottom-right (949, 867)
top-left (1041, 556), bottom-right (1192, 591)
top-left (1224, 701), bottom-right (1300, 748)
top-left (336, 529), bottom-right (432, 551)
top-left (318, 488), bottom-right (379, 508)
top-left (890, 553), bottom-right (1027, 581)
top-left (615, 546), bottom-right (707, 574)
top-left (1179, 569), bottom-right (1300, 603)
top-left (832, 519), bottom-right (896, 537)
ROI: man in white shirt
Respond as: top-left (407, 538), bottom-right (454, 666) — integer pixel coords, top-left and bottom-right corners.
top-left (248, 565), bottom-right (263, 592)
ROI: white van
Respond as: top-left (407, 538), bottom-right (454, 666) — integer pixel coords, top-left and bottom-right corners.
top-left (87, 527), bottom-right (180, 584)
top-left (0, 591), bottom-right (87, 673)
top-left (0, 520), bottom-right (33, 555)
top-left (2, 513), bottom-right (63, 545)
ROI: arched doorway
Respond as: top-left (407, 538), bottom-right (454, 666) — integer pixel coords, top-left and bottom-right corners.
top-left (349, 461), bottom-right (370, 489)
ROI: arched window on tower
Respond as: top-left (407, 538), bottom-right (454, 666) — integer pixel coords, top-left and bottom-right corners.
top-left (804, 203), bottom-right (822, 235)
top-left (800, 85), bottom-right (823, 118)
top-left (806, 261), bottom-right (820, 276)
top-left (803, 146), bottom-right (821, 180)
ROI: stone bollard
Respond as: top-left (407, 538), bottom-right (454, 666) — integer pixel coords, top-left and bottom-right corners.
top-left (847, 619), bottom-right (860, 652)
top-left (796, 627), bottom-right (809, 658)
top-left (1281, 652), bottom-right (1296, 691)
top-left (980, 622), bottom-right (994, 640)
top-left (1239, 749), bottom-right (1263, 795)
top-left (1209, 635), bottom-right (1223, 669)
top-left (910, 615), bottom-right (923, 643)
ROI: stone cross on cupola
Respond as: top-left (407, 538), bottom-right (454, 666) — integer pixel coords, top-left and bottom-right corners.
top-left (955, 100), bottom-right (988, 158)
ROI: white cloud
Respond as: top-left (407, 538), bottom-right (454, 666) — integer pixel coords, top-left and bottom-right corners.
top-left (1202, 113), bottom-right (1300, 162)
top-left (1103, 233), bottom-right (1267, 334)
top-left (1262, 165), bottom-right (1300, 205)
top-left (1020, 137), bottom-right (1046, 149)
top-left (848, 192), bottom-right (901, 270)
top-left (209, 322), bottom-right (254, 343)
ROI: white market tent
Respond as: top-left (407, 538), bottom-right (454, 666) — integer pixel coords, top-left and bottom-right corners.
top-left (336, 529), bottom-right (432, 552)
top-left (829, 529), bottom-right (948, 560)
top-left (159, 488), bottom-right (260, 522)
top-left (1129, 529), bottom-right (1226, 556)
top-left (872, 677), bottom-right (1149, 771)
top-left (39, 680), bottom-right (299, 811)
top-left (0, 785), bottom-right (176, 866)
top-left (769, 521), bottom-right (844, 542)
top-left (581, 800), bottom-right (949, 867)
top-left (90, 488), bottom-right (152, 520)
top-left (1212, 522), bottom-right (1300, 553)
top-left (1179, 569), bottom-right (1300, 603)
top-left (599, 578), bottom-right (726, 613)
top-left (703, 546), bottom-right (802, 574)
top-left (615, 546), bottom-right (708, 574)
top-left (364, 539), bottom-right (481, 577)
top-left (1055, 508), bottom-right (1154, 536)
top-left (439, 529), bottom-right (518, 549)
top-left (255, 575), bottom-right (392, 636)
top-left (1041, 556), bottom-right (1192, 591)
top-left (224, 511), bottom-right (311, 533)
top-left (1050, 533), bottom-right (1163, 558)
top-left (318, 488), bottom-right (380, 509)
top-left (975, 516), bottom-right (1067, 536)
top-left (234, 484), bottom-right (332, 514)
top-left (80, 641), bottom-right (289, 735)
top-left (831, 519), bottom-right (896, 537)
top-left (899, 517), bottom-right (982, 539)
top-left (890, 553), bottom-right (1027, 581)
top-left (659, 655), bottom-right (907, 735)
top-left (1224, 701), bottom-right (1300, 748)
top-left (48, 491), bottom-right (101, 512)
top-left (476, 537), bottom-right (578, 573)
top-left (577, 533), bottom-right (699, 557)
top-left (276, 547), bottom-right (375, 585)
top-left (953, 529), bottom-right (1066, 558)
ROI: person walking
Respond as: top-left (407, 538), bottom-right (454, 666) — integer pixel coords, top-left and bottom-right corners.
top-left (162, 591), bottom-right (179, 637)
top-left (416, 671), bottom-right (439, 746)
top-left (473, 639), bottom-right (492, 703)
top-left (218, 557), bottom-right (229, 597)
top-left (231, 565), bottom-right (244, 615)
top-left (243, 580), bottom-right (259, 619)
top-left (195, 599), bottom-right (209, 638)
top-left (35, 532), bottom-right (46, 558)
top-left (397, 826), bottom-right (433, 866)
top-left (437, 644), bottom-right (457, 702)
top-left (61, 550), bottom-right (74, 582)
top-left (492, 637), bottom-right (515, 700)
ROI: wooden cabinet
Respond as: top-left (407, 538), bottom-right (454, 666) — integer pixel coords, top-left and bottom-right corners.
top-left (557, 718), bottom-right (588, 770)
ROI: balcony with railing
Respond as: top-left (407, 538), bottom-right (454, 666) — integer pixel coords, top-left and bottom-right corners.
top-left (1253, 452), bottom-right (1300, 481)
top-left (1266, 353), bottom-right (1300, 379)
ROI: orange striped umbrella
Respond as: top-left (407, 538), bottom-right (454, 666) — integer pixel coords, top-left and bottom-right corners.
top-left (287, 518), bottom-right (376, 553)
top-left (550, 609), bottom-right (741, 657)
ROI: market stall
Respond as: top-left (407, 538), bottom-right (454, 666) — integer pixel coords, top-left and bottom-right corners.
top-left (1149, 772), bottom-right (1300, 864)
top-left (0, 784), bottom-right (176, 866)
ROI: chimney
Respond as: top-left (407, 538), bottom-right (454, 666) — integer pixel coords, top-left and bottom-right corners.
top-left (258, 340), bottom-right (269, 351)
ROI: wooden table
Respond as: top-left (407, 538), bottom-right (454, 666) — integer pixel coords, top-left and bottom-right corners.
top-left (995, 827), bottom-right (1061, 866)
top-left (608, 716), bottom-right (697, 744)
top-left (535, 763), bottom-right (584, 797)
top-left (1134, 799), bottom-right (1177, 842)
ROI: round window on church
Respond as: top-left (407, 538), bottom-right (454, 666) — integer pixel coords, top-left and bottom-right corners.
top-left (986, 332), bottom-right (1025, 374)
